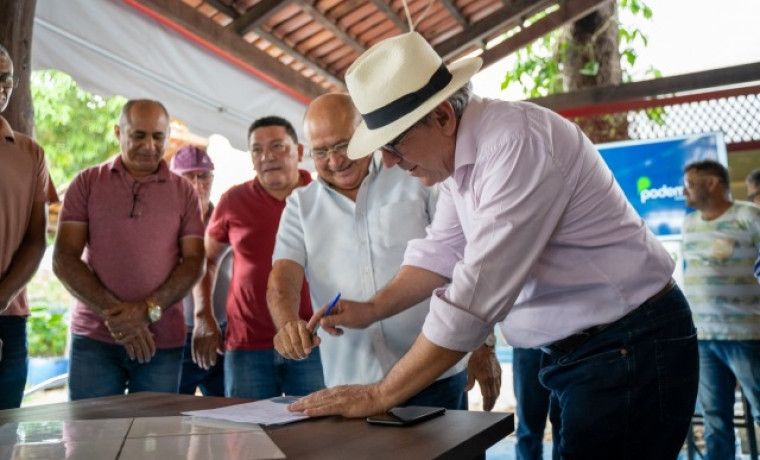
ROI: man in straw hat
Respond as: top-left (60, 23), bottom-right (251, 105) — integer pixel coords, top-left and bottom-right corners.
top-left (290, 32), bottom-right (698, 458)
top-left (268, 93), bottom-right (500, 411)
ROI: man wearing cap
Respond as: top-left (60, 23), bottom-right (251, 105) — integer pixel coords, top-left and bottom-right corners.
top-left (0, 44), bottom-right (55, 409)
top-left (169, 146), bottom-right (230, 397)
top-left (268, 93), bottom-right (501, 411)
top-left (192, 116), bottom-right (325, 399)
top-left (290, 32), bottom-right (698, 458)
top-left (54, 99), bottom-right (205, 400)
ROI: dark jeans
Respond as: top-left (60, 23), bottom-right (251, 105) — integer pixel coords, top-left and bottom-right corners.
top-left (69, 334), bottom-right (183, 401)
top-left (225, 347), bottom-right (325, 399)
top-left (0, 316), bottom-right (28, 409)
top-left (179, 325), bottom-right (226, 397)
top-left (540, 285), bottom-right (698, 460)
top-left (401, 369), bottom-right (469, 410)
top-left (514, 347), bottom-right (552, 460)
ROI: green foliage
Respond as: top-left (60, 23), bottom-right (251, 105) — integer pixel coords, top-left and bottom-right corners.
top-left (26, 267), bottom-right (71, 357)
top-left (27, 304), bottom-right (68, 357)
top-left (31, 70), bottom-right (126, 187)
top-left (501, 0), bottom-right (655, 96)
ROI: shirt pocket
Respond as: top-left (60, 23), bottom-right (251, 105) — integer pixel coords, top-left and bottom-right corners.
top-left (377, 199), bottom-right (430, 250)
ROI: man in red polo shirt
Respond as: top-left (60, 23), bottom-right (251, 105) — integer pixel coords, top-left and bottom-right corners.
top-left (54, 99), bottom-right (205, 400)
top-left (192, 116), bottom-right (324, 399)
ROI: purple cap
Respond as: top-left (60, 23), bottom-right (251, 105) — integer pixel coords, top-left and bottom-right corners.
top-left (170, 145), bottom-right (215, 174)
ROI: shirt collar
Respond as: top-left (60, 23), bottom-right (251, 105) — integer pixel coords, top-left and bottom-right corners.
top-left (452, 95), bottom-right (486, 188)
top-left (0, 116), bottom-right (16, 142)
top-left (108, 154), bottom-right (170, 182)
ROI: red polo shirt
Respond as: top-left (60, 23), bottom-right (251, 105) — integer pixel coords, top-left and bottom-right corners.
top-left (207, 171), bottom-right (313, 351)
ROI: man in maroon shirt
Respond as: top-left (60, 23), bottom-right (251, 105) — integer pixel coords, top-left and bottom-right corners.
top-left (54, 99), bottom-right (205, 400)
top-left (193, 116), bottom-right (324, 399)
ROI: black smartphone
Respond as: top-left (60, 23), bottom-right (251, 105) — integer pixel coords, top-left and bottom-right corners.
top-left (366, 406), bottom-right (446, 426)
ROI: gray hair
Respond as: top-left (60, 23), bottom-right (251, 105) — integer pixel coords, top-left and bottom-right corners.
top-left (447, 81), bottom-right (473, 122)
top-left (746, 168), bottom-right (760, 187)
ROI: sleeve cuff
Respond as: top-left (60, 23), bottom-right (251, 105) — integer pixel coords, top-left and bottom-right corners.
top-left (421, 287), bottom-right (494, 352)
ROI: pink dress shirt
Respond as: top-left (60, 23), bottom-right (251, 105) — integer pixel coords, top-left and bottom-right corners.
top-left (404, 96), bottom-right (675, 349)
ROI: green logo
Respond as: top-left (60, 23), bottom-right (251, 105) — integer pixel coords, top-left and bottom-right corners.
top-left (637, 176), bottom-right (651, 194)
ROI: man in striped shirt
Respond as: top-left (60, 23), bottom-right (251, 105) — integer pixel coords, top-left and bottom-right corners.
top-left (683, 159), bottom-right (760, 460)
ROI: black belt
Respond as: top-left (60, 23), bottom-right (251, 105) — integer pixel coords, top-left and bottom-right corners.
top-left (541, 278), bottom-right (676, 356)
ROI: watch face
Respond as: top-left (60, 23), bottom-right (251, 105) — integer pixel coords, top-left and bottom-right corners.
top-left (149, 306), bottom-right (162, 323)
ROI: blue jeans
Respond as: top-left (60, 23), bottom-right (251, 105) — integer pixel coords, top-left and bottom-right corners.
top-left (697, 340), bottom-right (760, 460)
top-left (69, 334), bottom-right (183, 401)
top-left (540, 285), bottom-right (698, 459)
top-left (401, 369), bottom-right (468, 410)
top-left (514, 347), bottom-right (552, 460)
top-left (0, 316), bottom-right (28, 409)
top-left (225, 347), bottom-right (325, 399)
top-left (179, 325), bottom-right (226, 397)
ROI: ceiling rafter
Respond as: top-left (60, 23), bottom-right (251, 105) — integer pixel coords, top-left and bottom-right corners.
top-left (135, 0), bottom-right (326, 99)
top-left (201, 0), bottom-right (239, 19)
top-left (480, 0), bottom-right (611, 69)
top-left (439, 0), bottom-right (468, 28)
top-left (367, 0), bottom-right (409, 33)
top-left (292, 0), bottom-right (366, 54)
top-left (255, 27), bottom-right (346, 89)
top-left (228, 0), bottom-right (286, 35)
top-left (435, 0), bottom-right (556, 60)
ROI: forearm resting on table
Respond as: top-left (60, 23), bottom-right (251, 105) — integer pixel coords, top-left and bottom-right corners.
top-left (376, 334), bottom-right (466, 410)
top-left (370, 265), bottom-right (449, 320)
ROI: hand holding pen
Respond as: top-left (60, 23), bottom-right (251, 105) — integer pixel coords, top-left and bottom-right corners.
top-left (310, 292), bottom-right (341, 337)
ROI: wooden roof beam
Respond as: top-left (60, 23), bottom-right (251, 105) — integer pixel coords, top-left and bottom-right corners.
top-left (435, 0), bottom-right (556, 60)
top-left (228, 0), bottom-right (286, 36)
top-left (481, 0), bottom-right (611, 69)
top-left (201, 0), bottom-right (239, 19)
top-left (135, 0), bottom-right (326, 100)
top-left (255, 28), bottom-right (346, 89)
top-left (368, 0), bottom-right (409, 33)
top-left (439, 0), bottom-right (468, 28)
top-left (293, 0), bottom-right (366, 54)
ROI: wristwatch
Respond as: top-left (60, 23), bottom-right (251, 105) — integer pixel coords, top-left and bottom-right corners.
top-left (484, 331), bottom-right (497, 348)
top-left (145, 298), bottom-right (163, 323)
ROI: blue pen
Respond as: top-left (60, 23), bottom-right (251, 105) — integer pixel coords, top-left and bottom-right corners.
top-left (311, 292), bottom-right (341, 337)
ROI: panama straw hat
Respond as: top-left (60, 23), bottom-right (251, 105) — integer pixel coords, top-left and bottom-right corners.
top-left (345, 32), bottom-right (482, 160)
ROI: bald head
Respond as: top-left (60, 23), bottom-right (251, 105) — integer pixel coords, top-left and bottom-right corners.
top-left (304, 93), bottom-right (371, 201)
top-left (304, 93), bottom-right (361, 136)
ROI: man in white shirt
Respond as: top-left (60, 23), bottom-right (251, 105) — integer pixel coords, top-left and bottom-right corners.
top-left (268, 93), bottom-right (501, 410)
top-left (290, 32), bottom-right (698, 459)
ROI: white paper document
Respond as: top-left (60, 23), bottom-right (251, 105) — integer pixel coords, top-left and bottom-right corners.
top-left (182, 396), bottom-right (310, 426)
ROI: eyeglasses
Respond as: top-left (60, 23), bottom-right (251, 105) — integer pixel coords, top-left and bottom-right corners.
top-left (183, 172), bottom-right (213, 181)
top-left (0, 74), bottom-right (18, 89)
top-left (381, 120), bottom-right (424, 158)
top-left (129, 182), bottom-right (141, 218)
top-left (309, 141), bottom-right (349, 161)
top-left (251, 141), bottom-right (290, 159)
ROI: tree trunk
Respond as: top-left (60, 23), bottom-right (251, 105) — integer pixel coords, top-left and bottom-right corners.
top-left (561, 2), bottom-right (629, 143)
top-left (0, 0), bottom-right (37, 136)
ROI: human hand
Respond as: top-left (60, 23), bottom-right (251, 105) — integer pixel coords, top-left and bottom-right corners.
top-left (465, 344), bottom-right (502, 411)
top-left (308, 299), bottom-right (376, 336)
top-left (192, 315), bottom-right (223, 370)
top-left (288, 384), bottom-right (387, 418)
top-left (103, 301), bottom-right (149, 340)
top-left (273, 320), bottom-right (318, 360)
top-left (121, 327), bottom-right (156, 363)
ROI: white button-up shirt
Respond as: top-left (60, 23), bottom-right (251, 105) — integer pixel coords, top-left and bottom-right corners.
top-left (274, 154), bottom-right (467, 387)
top-left (405, 96), bottom-right (675, 350)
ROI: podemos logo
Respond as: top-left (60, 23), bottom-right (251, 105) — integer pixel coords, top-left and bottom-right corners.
top-left (637, 176), bottom-right (684, 204)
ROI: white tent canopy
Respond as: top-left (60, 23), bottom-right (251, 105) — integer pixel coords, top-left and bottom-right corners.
top-left (31, 0), bottom-right (308, 150)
